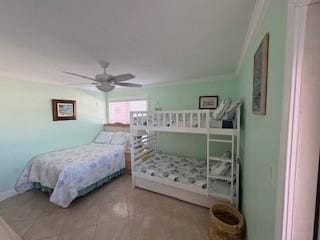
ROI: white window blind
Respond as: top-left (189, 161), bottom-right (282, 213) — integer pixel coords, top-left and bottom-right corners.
top-left (108, 99), bottom-right (147, 124)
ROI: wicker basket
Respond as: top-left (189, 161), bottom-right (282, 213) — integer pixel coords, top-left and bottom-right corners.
top-left (209, 202), bottom-right (244, 240)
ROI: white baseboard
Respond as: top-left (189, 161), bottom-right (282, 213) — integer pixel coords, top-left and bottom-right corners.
top-left (0, 189), bottom-right (18, 202)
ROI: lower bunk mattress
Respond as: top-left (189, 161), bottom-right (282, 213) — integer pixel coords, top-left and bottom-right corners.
top-left (134, 153), bottom-right (207, 189)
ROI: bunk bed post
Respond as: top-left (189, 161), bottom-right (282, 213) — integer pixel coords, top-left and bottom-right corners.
top-left (231, 134), bottom-right (235, 205)
top-left (236, 105), bottom-right (241, 159)
top-left (206, 110), bottom-right (210, 197)
top-left (236, 104), bottom-right (241, 209)
top-left (130, 112), bottom-right (136, 187)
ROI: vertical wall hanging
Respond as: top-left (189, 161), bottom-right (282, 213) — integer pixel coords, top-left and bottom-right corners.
top-left (252, 33), bottom-right (269, 115)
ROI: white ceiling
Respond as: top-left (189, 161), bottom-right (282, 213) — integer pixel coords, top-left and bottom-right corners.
top-left (0, 0), bottom-right (255, 87)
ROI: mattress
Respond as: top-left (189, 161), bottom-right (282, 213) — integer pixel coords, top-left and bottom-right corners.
top-left (134, 153), bottom-right (207, 189)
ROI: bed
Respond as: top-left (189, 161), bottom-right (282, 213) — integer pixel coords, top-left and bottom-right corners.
top-left (15, 123), bottom-right (130, 208)
top-left (130, 98), bottom-right (241, 208)
top-left (134, 153), bottom-right (208, 189)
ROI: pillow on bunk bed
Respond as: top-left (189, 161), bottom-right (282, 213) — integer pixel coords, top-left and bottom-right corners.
top-left (212, 98), bottom-right (232, 120)
top-left (94, 131), bottom-right (114, 144)
top-left (223, 101), bottom-right (240, 121)
top-left (110, 132), bottom-right (130, 145)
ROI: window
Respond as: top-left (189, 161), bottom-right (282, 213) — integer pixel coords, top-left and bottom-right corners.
top-left (108, 99), bottom-right (147, 124)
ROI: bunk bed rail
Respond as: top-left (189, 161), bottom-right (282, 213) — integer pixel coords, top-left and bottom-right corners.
top-left (130, 110), bottom-right (212, 133)
top-left (130, 106), bottom-right (240, 135)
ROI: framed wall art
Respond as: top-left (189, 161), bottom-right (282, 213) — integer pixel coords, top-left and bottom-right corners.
top-left (199, 96), bottom-right (219, 109)
top-left (52, 99), bottom-right (77, 121)
top-left (252, 33), bottom-right (269, 115)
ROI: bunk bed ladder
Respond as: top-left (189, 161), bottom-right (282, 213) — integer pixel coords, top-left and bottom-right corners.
top-left (207, 128), bottom-right (238, 208)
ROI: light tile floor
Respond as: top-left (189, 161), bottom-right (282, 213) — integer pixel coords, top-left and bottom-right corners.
top-left (0, 175), bottom-right (209, 240)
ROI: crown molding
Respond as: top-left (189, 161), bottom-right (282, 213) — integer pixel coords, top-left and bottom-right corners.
top-left (0, 70), bottom-right (99, 92)
top-left (141, 72), bottom-right (237, 89)
top-left (0, 70), bottom-right (62, 86)
top-left (236, 0), bottom-right (272, 74)
top-left (0, 69), bottom-right (236, 93)
top-left (289, 0), bottom-right (314, 6)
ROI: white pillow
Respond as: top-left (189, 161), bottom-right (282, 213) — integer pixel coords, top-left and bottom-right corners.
top-left (94, 132), bottom-right (114, 144)
top-left (212, 98), bottom-right (232, 120)
top-left (110, 132), bottom-right (130, 145)
top-left (223, 101), bottom-right (240, 120)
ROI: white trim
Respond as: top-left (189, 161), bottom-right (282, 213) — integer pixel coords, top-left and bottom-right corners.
top-left (275, 1), bottom-right (311, 240)
top-left (1, 68), bottom-right (237, 92)
top-left (236, 0), bottom-right (272, 73)
top-left (290, 0), bottom-right (313, 6)
top-left (142, 72), bottom-right (237, 89)
top-left (0, 189), bottom-right (18, 202)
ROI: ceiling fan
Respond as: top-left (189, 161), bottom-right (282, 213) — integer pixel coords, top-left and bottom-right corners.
top-left (64, 61), bottom-right (142, 92)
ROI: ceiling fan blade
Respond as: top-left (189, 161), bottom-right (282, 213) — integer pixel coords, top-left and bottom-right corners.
top-left (112, 82), bottom-right (142, 87)
top-left (63, 71), bottom-right (96, 81)
top-left (109, 73), bottom-right (135, 82)
top-left (96, 84), bottom-right (115, 92)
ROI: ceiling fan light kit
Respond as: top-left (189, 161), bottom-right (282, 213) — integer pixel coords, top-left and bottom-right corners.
top-left (64, 61), bottom-right (142, 92)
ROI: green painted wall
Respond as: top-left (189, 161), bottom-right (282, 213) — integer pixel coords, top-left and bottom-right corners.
top-left (237, 1), bottom-right (288, 239)
top-left (0, 79), bottom-right (107, 193)
top-left (107, 77), bottom-right (238, 159)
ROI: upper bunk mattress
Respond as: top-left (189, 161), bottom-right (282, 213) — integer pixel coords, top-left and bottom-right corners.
top-left (134, 153), bottom-right (207, 189)
top-left (15, 143), bottom-right (125, 208)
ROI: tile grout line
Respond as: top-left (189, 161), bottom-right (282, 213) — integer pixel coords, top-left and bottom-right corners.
top-left (125, 176), bottom-right (133, 240)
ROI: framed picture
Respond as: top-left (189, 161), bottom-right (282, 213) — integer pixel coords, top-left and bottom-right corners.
top-left (52, 99), bottom-right (77, 121)
top-left (252, 33), bottom-right (269, 115)
top-left (199, 96), bottom-right (219, 109)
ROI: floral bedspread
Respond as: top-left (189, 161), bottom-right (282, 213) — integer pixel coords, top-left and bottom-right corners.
top-left (15, 143), bottom-right (125, 208)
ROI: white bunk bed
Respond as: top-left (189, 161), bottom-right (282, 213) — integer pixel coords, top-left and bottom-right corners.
top-left (130, 105), bottom-right (241, 209)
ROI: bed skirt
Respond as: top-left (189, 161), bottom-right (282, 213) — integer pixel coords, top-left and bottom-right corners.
top-left (32, 168), bottom-right (125, 198)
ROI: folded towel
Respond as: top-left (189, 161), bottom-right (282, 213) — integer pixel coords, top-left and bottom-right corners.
top-left (211, 162), bottom-right (231, 176)
top-left (168, 174), bottom-right (179, 181)
top-left (195, 180), bottom-right (207, 189)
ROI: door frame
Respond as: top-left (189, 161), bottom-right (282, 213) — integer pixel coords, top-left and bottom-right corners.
top-left (276, 0), bottom-right (319, 239)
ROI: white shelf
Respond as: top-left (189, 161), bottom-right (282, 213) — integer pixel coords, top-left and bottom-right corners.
top-left (209, 128), bottom-right (238, 136)
top-left (209, 175), bottom-right (232, 181)
top-left (209, 172), bottom-right (236, 181)
top-left (209, 157), bottom-right (232, 163)
top-left (208, 139), bottom-right (232, 143)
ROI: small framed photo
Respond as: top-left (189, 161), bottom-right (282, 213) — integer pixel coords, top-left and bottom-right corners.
top-left (199, 96), bottom-right (219, 109)
top-left (252, 33), bottom-right (269, 115)
top-left (52, 99), bottom-right (77, 121)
